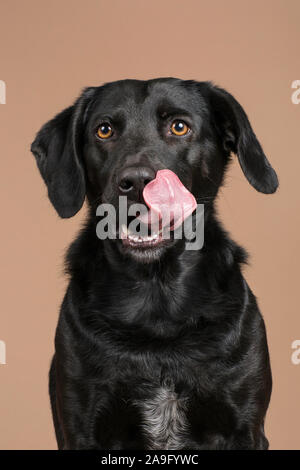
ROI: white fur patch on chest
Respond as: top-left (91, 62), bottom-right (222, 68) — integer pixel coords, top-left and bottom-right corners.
top-left (140, 386), bottom-right (189, 450)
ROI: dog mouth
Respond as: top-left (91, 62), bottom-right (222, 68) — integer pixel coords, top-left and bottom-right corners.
top-left (120, 221), bottom-right (172, 250)
top-left (113, 169), bottom-right (197, 259)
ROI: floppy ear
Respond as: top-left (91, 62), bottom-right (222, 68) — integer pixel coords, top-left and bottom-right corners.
top-left (31, 87), bottom-right (96, 218)
top-left (205, 83), bottom-right (278, 194)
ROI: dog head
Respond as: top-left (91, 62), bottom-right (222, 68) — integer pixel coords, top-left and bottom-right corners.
top-left (31, 78), bottom-right (278, 262)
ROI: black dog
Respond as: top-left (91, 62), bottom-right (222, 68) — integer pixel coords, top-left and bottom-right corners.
top-left (31, 78), bottom-right (278, 450)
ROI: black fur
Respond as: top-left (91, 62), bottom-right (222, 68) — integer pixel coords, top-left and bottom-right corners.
top-left (31, 78), bottom-right (278, 450)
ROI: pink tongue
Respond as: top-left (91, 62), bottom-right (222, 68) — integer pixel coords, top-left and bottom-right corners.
top-left (142, 169), bottom-right (197, 230)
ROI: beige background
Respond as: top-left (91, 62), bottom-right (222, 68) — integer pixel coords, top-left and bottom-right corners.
top-left (0, 0), bottom-right (299, 450)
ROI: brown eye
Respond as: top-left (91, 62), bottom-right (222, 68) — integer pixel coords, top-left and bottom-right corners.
top-left (170, 120), bottom-right (190, 136)
top-left (97, 123), bottom-right (113, 139)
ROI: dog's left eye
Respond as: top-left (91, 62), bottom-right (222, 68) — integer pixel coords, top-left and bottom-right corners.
top-left (96, 123), bottom-right (113, 139)
top-left (170, 120), bottom-right (190, 136)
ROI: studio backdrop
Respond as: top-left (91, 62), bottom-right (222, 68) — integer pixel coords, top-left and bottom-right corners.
top-left (0, 0), bottom-right (299, 450)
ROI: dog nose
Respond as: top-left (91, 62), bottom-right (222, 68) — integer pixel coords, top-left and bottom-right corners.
top-left (118, 167), bottom-right (156, 198)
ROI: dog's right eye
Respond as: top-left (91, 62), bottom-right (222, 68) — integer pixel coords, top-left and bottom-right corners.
top-left (170, 120), bottom-right (190, 136)
top-left (96, 123), bottom-right (113, 139)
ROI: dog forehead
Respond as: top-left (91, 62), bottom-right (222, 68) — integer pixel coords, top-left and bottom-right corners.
top-left (90, 78), bottom-right (202, 117)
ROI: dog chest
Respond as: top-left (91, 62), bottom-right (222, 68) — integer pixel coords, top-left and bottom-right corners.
top-left (140, 385), bottom-right (189, 450)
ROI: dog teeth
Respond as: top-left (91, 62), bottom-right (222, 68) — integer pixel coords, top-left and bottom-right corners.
top-left (128, 235), bottom-right (138, 242)
top-left (127, 233), bottom-right (159, 243)
top-left (122, 223), bottom-right (160, 243)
